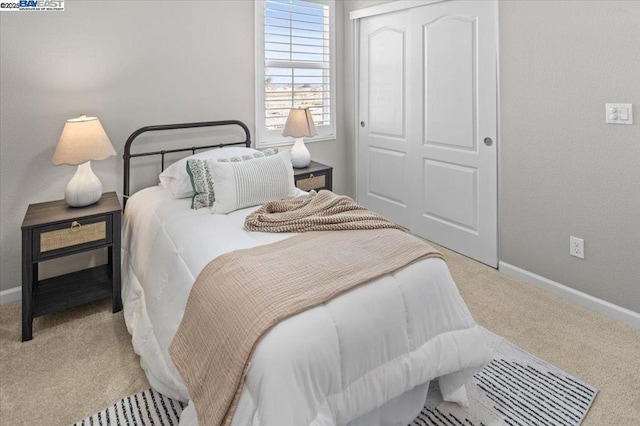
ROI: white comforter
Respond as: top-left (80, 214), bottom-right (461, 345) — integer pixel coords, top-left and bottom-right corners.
top-left (122, 186), bottom-right (489, 426)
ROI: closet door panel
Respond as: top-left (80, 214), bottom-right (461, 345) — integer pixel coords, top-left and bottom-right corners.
top-left (423, 159), bottom-right (478, 232)
top-left (369, 29), bottom-right (405, 139)
top-left (358, 10), bottom-right (411, 227)
top-left (368, 148), bottom-right (406, 205)
top-left (409, 0), bottom-right (498, 267)
top-left (424, 16), bottom-right (476, 150)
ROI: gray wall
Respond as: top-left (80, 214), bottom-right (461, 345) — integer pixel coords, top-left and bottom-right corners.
top-left (2, 0), bottom-right (639, 314)
top-left (499, 0), bottom-right (640, 312)
top-left (0, 0), bottom-right (347, 293)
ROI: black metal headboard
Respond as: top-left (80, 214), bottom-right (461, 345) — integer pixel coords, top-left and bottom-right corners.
top-left (123, 120), bottom-right (251, 207)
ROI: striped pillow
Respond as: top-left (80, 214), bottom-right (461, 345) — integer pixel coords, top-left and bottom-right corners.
top-left (210, 150), bottom-right (297, 214)
top-left (187, 149), bottom-right (278, 209)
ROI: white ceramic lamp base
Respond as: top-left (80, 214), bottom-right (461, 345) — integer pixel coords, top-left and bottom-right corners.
top-left (65, 161), bottom-right (103, 207)
top-left (290, 137), bottom-right (311, 168)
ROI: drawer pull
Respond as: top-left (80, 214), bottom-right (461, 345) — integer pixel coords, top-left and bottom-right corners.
top-left (70, 221), bottom-right (81, 232)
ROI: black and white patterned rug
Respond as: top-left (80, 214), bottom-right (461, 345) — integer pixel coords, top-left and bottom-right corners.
top-left (411, 328), bottom-right (598, 426)
top-left (75, 328), bottom-right (597, 426)
top-left (74, 389), bottom-right (186, 426)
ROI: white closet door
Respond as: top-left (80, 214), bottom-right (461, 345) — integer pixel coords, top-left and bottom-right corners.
top-left (408, 1), bottom-right (498, 266)
top-left (357, 0), bottom-right (498, 267)
top-left (357, 9), bottom-right (412, 228)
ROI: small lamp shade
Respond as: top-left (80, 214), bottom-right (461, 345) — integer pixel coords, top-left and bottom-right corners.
top-left (52, 115), bottom-right (115, 166)
top-left (282, 108), bottom-right (317, 138)
top-left (52, 115), bottom-right (116, 207)
top-left (282, 108), bottom-right (317, 168)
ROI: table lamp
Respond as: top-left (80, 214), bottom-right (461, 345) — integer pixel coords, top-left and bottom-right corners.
top-left (282, 107), bottom-right (317, 168)
top-left (52, 115), bottom-right (116, 207)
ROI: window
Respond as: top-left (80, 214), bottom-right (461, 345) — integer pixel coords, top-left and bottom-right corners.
top-left (255, 0), bottom-right (336, 147)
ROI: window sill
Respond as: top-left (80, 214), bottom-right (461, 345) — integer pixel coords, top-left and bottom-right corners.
top-left (257, 134), bottom-right (337, 149)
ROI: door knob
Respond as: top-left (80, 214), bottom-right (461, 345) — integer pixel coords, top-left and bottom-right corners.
top-left (483, 137), bottom-right (493, 146)
top-left (360, 121), bottom-right (366, 127)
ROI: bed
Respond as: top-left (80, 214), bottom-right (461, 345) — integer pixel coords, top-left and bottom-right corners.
top-left (121, 120), bottom-right (490, 426)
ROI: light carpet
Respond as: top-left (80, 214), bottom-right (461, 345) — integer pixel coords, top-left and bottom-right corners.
top-left (75, 327), bottom-right (598, 426)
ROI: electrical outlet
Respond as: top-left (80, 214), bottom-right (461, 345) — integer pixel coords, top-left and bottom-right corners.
top-left (570, 236), bottom-right (584, 259)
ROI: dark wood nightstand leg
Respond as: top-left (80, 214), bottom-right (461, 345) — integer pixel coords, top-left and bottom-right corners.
top-left (111, 213), bottom-right (122, 313)
top-left (22, 229), bottom-right (33, 341)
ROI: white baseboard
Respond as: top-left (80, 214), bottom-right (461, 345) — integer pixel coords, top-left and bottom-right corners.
top-left (499, 261), bottom-right (640, 329)
top-left (0, 286), bottom-right (21, 306)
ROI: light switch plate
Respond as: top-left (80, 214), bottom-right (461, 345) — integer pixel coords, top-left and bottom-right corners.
top-left (606, 103), bottom-right (633, 125)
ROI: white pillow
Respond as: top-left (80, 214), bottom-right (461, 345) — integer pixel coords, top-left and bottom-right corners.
top-left (159, 146), bottom-right (259, 198)
top-left (211, 151), bottom-right (297, 214)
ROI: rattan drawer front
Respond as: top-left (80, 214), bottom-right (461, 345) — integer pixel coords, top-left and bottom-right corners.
top-left (40, 221), bottom-right (106, 252)
top-left (34, 215), bottom-right (112, 259)
top-left (296, 174), bottom-right (326, 192)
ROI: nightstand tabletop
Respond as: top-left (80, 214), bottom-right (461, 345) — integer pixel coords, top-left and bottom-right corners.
top-left (22, 192), bottom-right (121, 229)
top-left (294, 161), bottom-right (333, 174)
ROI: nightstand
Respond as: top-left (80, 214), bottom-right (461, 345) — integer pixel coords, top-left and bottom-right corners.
top-left (293, 161), bottom-right (333, 192)
top-left (21, 192), bottom-right (122, 341)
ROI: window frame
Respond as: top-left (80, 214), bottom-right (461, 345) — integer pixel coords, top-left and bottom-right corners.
top-left (255, 0), bottom-right (337, 148)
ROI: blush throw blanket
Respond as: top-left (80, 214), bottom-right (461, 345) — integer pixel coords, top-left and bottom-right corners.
top-left (244, 190), bottom-right (404, 233)
top-left (169, 228), bottom-right (443, 426)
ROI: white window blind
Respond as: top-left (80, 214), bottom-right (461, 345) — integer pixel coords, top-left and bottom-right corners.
top-left (256, 0), bottom-right (336, 147)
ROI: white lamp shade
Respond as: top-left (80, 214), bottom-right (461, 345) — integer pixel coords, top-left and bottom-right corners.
top-left (282, 108), bottom-right (318, 138)
top-left (52, 115), bottom-right (116, 166)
